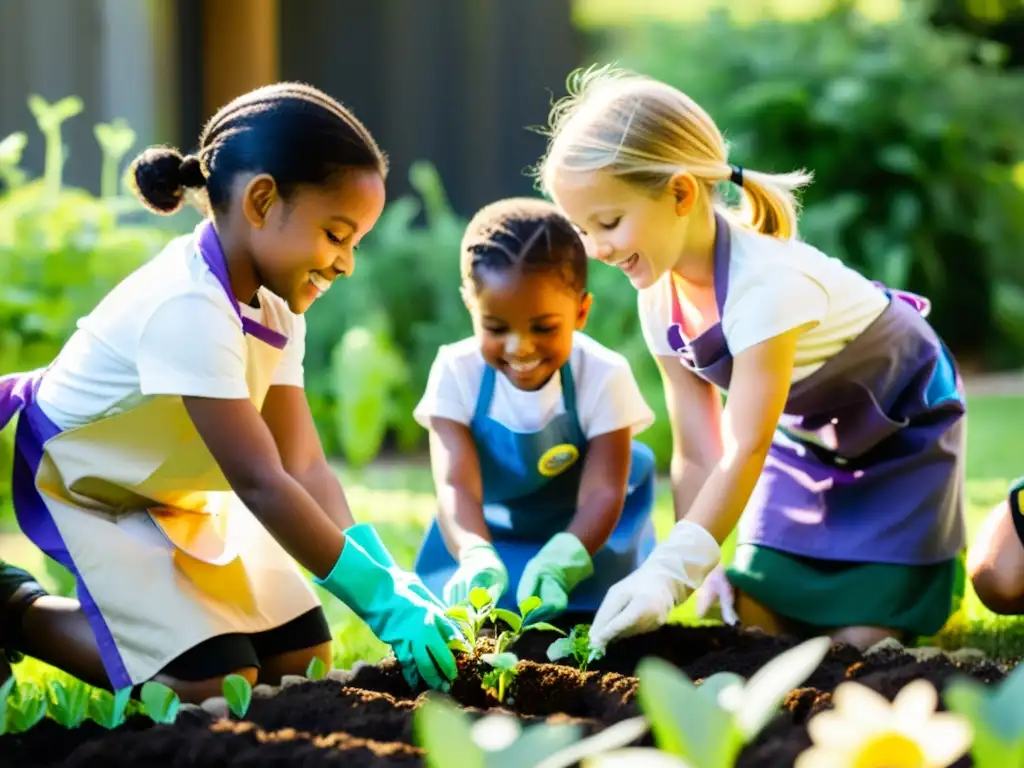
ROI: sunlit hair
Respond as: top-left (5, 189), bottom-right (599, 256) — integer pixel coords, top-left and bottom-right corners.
top-left (536, 65), bottom-right (813, 240)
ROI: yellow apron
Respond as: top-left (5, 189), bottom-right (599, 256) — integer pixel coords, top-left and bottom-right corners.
top-left (7, 223), bottom-right (321, 687)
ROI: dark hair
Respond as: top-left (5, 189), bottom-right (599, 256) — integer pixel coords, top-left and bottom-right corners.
top-left (461, 197), bottom-right (588, 296)
top-left (129, 82), bottom-right (387, 216)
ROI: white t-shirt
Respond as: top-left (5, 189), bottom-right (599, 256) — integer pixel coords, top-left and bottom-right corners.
top-left (638, 220), bottom-right (888, 382)
top-left (36, 230), bottom-right (306, 431)
top-left (413, 333), bottom-right (655, 440)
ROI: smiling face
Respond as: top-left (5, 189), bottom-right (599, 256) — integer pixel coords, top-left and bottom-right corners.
top-left (469, 269), bottom-right (592, 392)
top-left (550, 170), bottom-right (696, 291)
top-left (247, 168), bottom-right (386, 313)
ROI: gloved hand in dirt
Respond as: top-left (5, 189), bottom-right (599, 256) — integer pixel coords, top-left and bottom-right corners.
top-left (589, 519), bottom-right (720, 652)
top-left (693, 563), bottom-right (739, 626)
top-left (443, 541), bottom-right (509, 606)
top-left (516, 532), bottom-right (594, 622)
top-left (315, 523), bottom-right (462, 691)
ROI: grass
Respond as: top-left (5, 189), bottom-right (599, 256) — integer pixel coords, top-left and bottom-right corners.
top-left (3, 394), bottom-right (1023, 692)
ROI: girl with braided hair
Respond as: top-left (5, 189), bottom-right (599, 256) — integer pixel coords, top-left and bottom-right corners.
top-left (0, 82), bottom-right (460, 701)
top-left (413, 197), bottom-right (658, 624)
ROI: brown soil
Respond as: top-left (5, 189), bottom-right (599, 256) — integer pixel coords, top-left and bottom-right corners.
top-left (0, 624), bottom-right (1015, 767)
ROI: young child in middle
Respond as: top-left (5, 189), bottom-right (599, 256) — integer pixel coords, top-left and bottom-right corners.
top-left (413, 198), bottom-right (657, 622)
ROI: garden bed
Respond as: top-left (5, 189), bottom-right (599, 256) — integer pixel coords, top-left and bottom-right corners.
top-left (0, 624), bottom-right (1015, 767)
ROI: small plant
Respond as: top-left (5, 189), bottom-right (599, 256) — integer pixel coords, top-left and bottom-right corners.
top-left (140, 681), bottom-right (180, 725)
top-left (87, 686), bottom-right (132, 729)
top-left (945, 661), bottom-right (1024, 767)
top-left (446, 589), bottom-right (565, 655)
top-left (480, 652), bottom-right (520, 704)
top-left (222, 674), bottom-right (253, 719)
top-left (306, 656), bottom-right (328, 681)
top-left (547, 624), bottom-right (604, 672)
top-left (1, 678), bottom-right (47, 734)
top-left (46, 679), bottom-right (90, 728)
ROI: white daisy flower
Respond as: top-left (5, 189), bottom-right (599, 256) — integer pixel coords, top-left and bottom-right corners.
top-left (796, 679), bottom-right (973, 768)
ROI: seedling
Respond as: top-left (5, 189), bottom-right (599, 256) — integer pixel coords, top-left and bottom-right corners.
top-left (306, 657), bottom-right (328, 681)
top-left (140, 680), bottom-right (180, 725)
top-left (87, 686), bottom-right (132, 729)
top-left (47, 679), bottom-right (90, 728)
top-left (445, 587), bottom-right (496, 652)
top-left (222, 674), bottom-right (253, 719)
top-left (1, 679), bottom-right (47, 734)
top-left (480, 652), bottom-right (520, 704)
top-left (489, 595), bottom-right (565, 653)
top-left (945, 661), bottom-right (1024, 767)
top-left (547, 624), bottom-right (604, 671)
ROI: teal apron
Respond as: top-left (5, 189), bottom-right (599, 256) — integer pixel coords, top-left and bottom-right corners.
top-left (414, 361), bottom-right (657, 612)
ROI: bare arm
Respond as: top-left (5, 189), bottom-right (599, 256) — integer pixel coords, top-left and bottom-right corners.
top-left (182, 395), bottom-right (345, 580)
top-left (569, 427), bottom-right (633, 555)
top-left (655, 354), bottom-right (725, 523)
top-left (427, 417), bottom-right (490, 556)
top-left (260, 384), bottom-right (356, 530)
top-left (681, 326), bottom-right (806, 543)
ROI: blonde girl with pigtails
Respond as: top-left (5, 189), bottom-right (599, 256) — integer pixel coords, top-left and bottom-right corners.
top-left (539, 66), bottom-right (967, 652)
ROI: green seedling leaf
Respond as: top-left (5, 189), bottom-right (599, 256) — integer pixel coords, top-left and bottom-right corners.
top-left (0, 676), bottom-right (16, 736)
top-left (481, 652), bottom-right (518, 671)
top-left (534, 715), bottom-right (652, 768)
top-left (518, 596), bottom-right (542, 617)
top-left (88, 686), bottom-right (132, 729)
top-left (697, 673), bottom-right (745, 708)
top-left (306, 657), bottom-right (327, 681)
top-left (522, 621), bottom-right (565, 635)
top-left (8, 681), bottom-right (47, 733)
top-left (547, 637), bottom-right (573, 662)
top-left (637, 656), bottom-right (740, 768)
top-left (491, 720), bottom-right (586, 768)
top-left (48, 679), bottom-right (89, 728)
top-left (946, 674), bottom-right (1024, 767)
top-left (141, 681), bottom-right (180, 724)
top-left (93, 119), bottom-right (136, 160)
top-left (415, 695), bottom-right (485, 768)
top-left (222, 674), bottom-right (252, 719)
top-left (469, 587), bottom-right (493, 611)
top-left (734, 636), bottom-right (830, 738)
top-left (0, 132), bottom-right (28, 165)
top-left (491, 608), bottom-right (523, 633)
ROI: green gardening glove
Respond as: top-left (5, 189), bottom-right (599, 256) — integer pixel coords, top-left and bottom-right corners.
top-left (443, 542), bottom-right (509, 606)
top-left (516, 532), bottom-right (594, 623)
top-left (315, 525), bottom-right (462, 691)
top-left (345, 523), bottom-right (446, 610)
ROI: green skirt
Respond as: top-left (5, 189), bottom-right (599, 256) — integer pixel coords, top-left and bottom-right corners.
top-left (725, 544), bottom-right (966, 640)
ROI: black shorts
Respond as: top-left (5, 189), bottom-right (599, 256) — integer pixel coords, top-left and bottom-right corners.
top-left (160, 607), bottom-right (332, 681)
top-left (1010, 476), bottom-right (1024, 547)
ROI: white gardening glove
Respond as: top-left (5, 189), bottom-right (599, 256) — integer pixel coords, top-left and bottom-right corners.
top-left (590, 520), bottom-right (721, 651)
top-left (693, 563), bottom-right (738, 626)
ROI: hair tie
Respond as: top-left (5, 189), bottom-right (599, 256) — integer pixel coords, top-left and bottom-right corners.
top-left (179, 154), bottom-right (207, 189)
top-left (729, 164), bottom-right (744, 187)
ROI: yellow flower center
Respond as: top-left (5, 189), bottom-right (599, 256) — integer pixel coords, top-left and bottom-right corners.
top-left (852, 733), bottom-right (927, 768)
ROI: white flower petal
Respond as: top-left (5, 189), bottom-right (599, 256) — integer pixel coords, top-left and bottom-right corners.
top-left (794, 746), bottom-right (856, 768)
top-left (892, 679), bottom-right (939, 725)
top-left (807, 711), bottom-right (867, 751)
top-left (917, 715), bottom-right (974, 765)
top-left (831, 682), bottom-right (892, 729)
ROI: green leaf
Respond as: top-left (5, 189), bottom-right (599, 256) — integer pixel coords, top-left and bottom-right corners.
top-left (637, 657), bottom-right (740, 767)
top-left (697, 673), bottom-right (746, 707)
top-left (547, 637), bottom-right (574, 662)
top-left (0, 132), bottom-right (28, 166)
top-left (491, 608), bottom-right (523, 633)
top-left (0, 676), bottom-right (16, 736)
top-left (444, 605), bottom-right (471, 624)
top-left (491, 720), bottom-right (585, 768)
top-left (518, 596), bottom-right (542, 617)
top-left (222, 674), bottom-right (252, 719)
top-left (414, 695), bottom-right (485, 768)
top-left (306, 657), bottom-right (327, 681)
top-left (481, 652), bottom-right (519, 671)
top-left (735, 636), bottom-right (830, 739)
top-left (140, 681), bottom-right (180, 724)
top-left (469, 587), bottom-right (493, 611)
top-left (523, 621), bottom-right (566, 636)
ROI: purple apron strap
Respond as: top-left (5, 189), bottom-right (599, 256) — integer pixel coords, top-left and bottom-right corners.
top-left (0, 369), bottom-right (46, 432)
top-left (194, 220), bottom-right (290, 350)
top-left (872, 281), bottom-right (931, 317)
